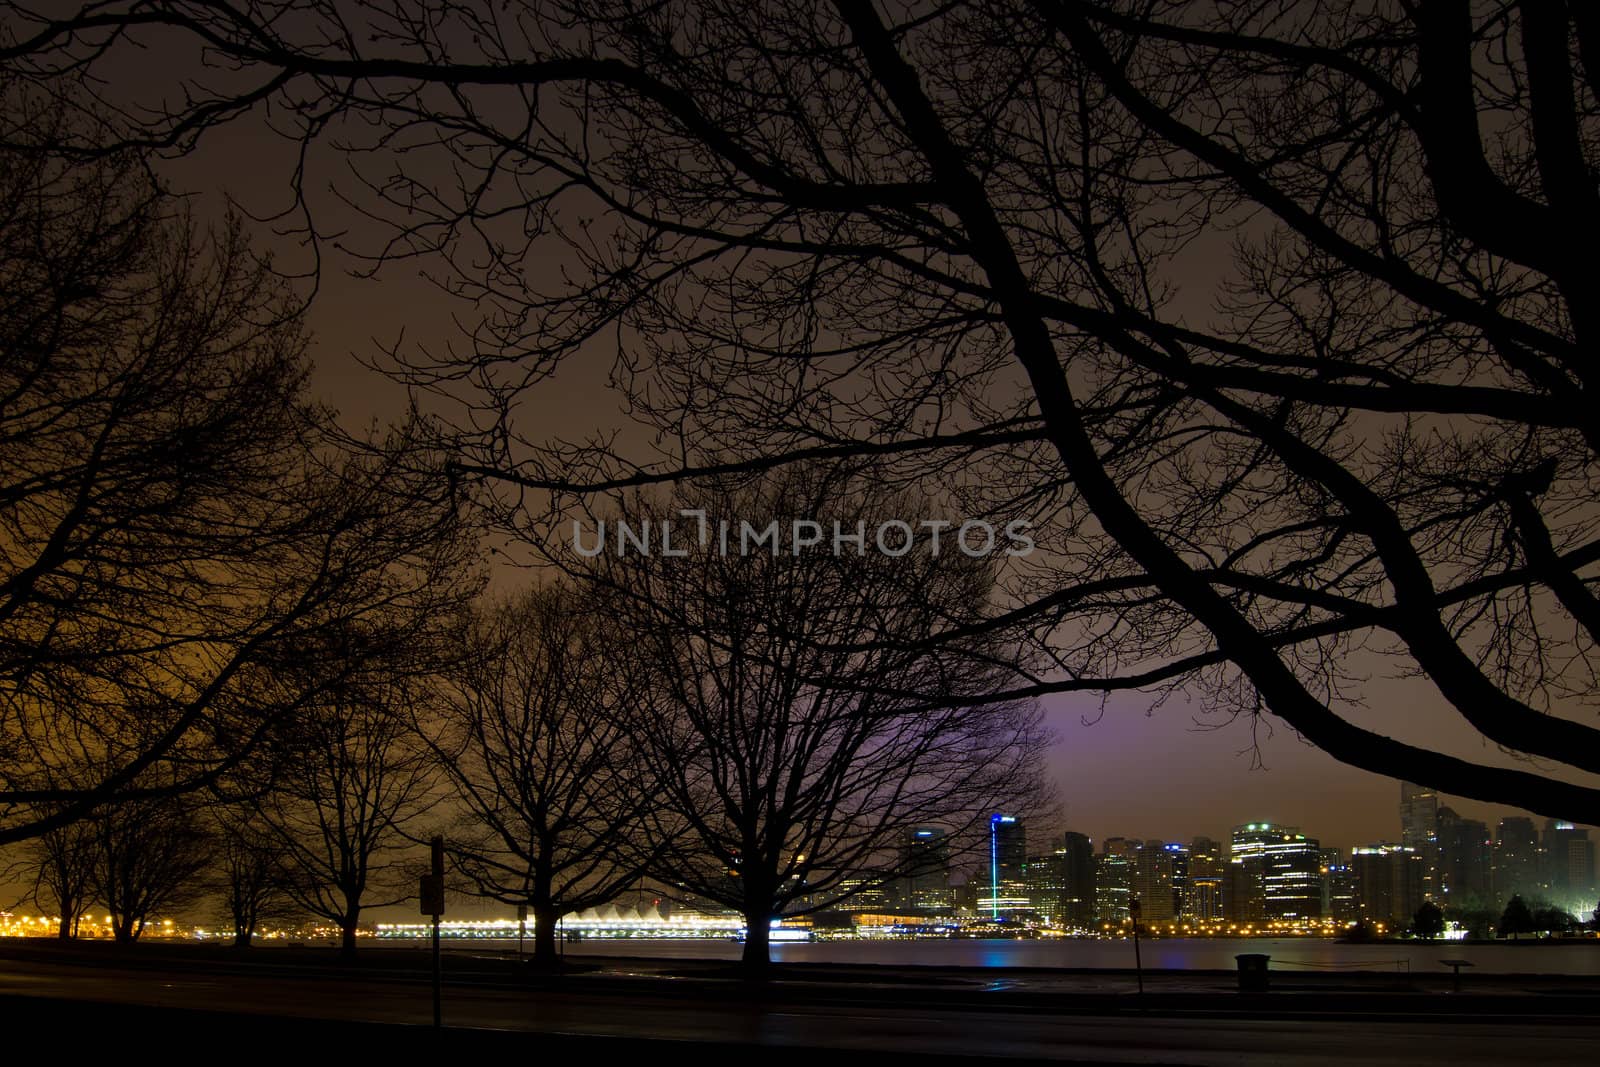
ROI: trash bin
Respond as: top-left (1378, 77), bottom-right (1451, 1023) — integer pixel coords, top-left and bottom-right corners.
top-left (1235, 953), bottom-right (1270, 993)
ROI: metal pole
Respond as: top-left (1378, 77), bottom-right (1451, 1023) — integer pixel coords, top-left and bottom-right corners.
top-left (1130, 897), bottom-right (1144, 995)
top-left (432, 912), bottom-right (441, 1028)
top-left (430, 835), bottom-right (444, 1029)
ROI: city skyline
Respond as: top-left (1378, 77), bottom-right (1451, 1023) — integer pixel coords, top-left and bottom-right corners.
top-left (1040, 687), bottom-right (1588, 854)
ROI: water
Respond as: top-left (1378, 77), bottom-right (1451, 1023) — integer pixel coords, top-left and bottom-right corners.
top-left (497, 936), bottom-right (1600, 975)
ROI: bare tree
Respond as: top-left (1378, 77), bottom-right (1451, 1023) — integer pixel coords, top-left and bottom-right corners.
top-left (255, 649), bottom-right (438, 954)
top-left (210, 814), bottom-right (295, 948)
top-left (27, 817), bottom-right (96, 939)
top-left (429, 584), bottom-right (655, 967)
top-left (90, 793), bottom-right (211, 943)
top-left (9, 2), bottom-right (1600, 818)
top-left (0, 88), bottom-right (480, 845)
top-left (578, 470), bottom-right (1053, 973)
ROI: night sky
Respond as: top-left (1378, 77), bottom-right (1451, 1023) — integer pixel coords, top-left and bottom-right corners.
top-left (289, 255), bottom-right (1568, 857)
top-left (148, 100), bottom-right (1586, 861)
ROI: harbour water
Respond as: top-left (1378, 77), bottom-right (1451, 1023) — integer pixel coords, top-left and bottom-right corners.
top-left (465, 935), bottom-right (1600, 975)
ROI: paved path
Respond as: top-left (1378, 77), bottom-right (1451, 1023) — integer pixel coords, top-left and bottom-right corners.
top-left (1, 950), bottom-right (1596, 1064)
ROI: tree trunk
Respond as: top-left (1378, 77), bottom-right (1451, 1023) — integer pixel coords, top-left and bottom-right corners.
top-left (741, 910), bottom-right (772, 977)
top-left (340, 919), bottom-right (358, 954)
top-left (57, 911), bottom-right (72, 940)
top-left (531, 902), bottom-right (560, 969)
top-left (113, 917), bottom-right (137, 944)
top-left (233, 926), bottom-right (253, 948)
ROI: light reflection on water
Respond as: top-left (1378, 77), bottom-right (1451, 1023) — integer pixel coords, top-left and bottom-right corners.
top-left (440, 935), bottom-right (1600, 975)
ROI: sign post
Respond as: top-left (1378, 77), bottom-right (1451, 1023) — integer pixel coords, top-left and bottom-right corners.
top-left (419, 836), bottom-right (445, 1028)
top-left (1129, 896), bottom-right (1144, 995)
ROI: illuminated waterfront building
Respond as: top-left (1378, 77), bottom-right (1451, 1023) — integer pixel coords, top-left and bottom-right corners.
top-left (1229, 823), bottom-right (1322, 920)
top-left (1186, 837), bottom-right (1225, 920)
top-left (902, 827), bottom-right (955, 913)
top-left (1133, 841), bottom-right (1187, 922)
top-left (1187, 877), bottom-right (1223, 920)
top-left (1351, 843), bottom-right (1423, 926)
top-left (834, 876), bottom-right (898, 912)
top-left (1541, 820), bottom-right (1597, 915)
top-left (1320, 847), bottom-right (1358, 923)
top-left (979, 814), bottom-right (1029, 918)
top-left (1094, 838), bottom-right (1135, 924)
top-left (1024, 850), bottom-right (1065, 922)
top-left (1027, 832), bottom-right (1096, 928)
top-left (1399, 780), bottom-right (1440, 899)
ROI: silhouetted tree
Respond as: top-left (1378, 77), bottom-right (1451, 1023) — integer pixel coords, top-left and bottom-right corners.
top-left (27, 818), bottom-right (96, 939)
top-left (255, 652), bottom-right (439, 954)
top-left (1411, 901), bottom-right (1446, 939)
top-left (9, 3), bottom-right (1600, 818)
top-left (0, 89), bottom-right (480, 845)
top-left (581, 469), bottom-right (1053, 973)
top-left (1531, 904), bottom-right (1577, 935)
top-left (1446, 904), bottom-right (1498, 941)
top-left (90, 794), bottom-right (211, 943)
top-left (429, 584), bottom-right (656, 968)
top-left (1498, 894), bottom-right (1536, 938)
top-left (210, 815), bottom-right (295, 948)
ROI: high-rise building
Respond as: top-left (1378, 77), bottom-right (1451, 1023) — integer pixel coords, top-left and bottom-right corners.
top-left (1189, 837), bottom-right (1224, 877)
top-left (1094, 838), bottom-right (1135, 925)
top-left (980, 814), bottom-right (1029, 917)
top-left (1230, 823), bottom-right (1323, 920)
top-left (1024, 850), bottom-right (1065, 921)
top-left (1024, 835), bottom-right (1096, 927)
top-left (1133, 841), bottom-right (1187, 922)
top-left (1399, 781), bottom-right (1440, 899)
top-left (1186, 837), bottom-right (1225, 920)
top-left (1541, 820), bottom-right (1597, 915)
top-left (1320, 847), bottom-right (1358, 922)
top-left (1226, 854), bottom-right (1266, 923)
top-left (1399, 782), bottom-right (1439, 848)
top-left (1059, 832), bottom-right (1096, 929)
top-left (1351, 843), bottom-right (1424, 927)
top-left (833, 876), bottom-right (898, 913)
top-left (1435, 807), bottom-right (1492, 907)
top-left (1494, 816), bottom-right (1541, 904)
top-left (902, 826), bottom-right (954, 913)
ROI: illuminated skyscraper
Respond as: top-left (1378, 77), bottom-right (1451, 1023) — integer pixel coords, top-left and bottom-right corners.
top-left (1319, 847), bottom-right (1358, 922)
top-left (1399, 781), bottom-right (1439, 849)
top-left (1025, 836), bottom-right (1096, 927)
top-left (980, 814), bottom-right (1028, 917)
top-left (1187, 837), bottom-right (1225, 920)
top-left (1541, 820), bottom-right (1596, 914)
top-left (1229, 823), bottom-right (1323, 920)
top-left (1133, 841), bottom-right (1187, 922)
top-left (1094, 837), bottom-right (1135, 924)
top-left (1399, 780), bottom-right (1440, 899)
top-left (902, 826), bottom-right (954, 913)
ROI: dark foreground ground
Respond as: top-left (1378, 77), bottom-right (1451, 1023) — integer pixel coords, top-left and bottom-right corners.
top-left (0, 940), bottom-right (1595, 1064)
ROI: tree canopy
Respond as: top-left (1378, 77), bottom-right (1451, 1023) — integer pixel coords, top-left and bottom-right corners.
top-left (5, 1), bottom-right (1600, 817)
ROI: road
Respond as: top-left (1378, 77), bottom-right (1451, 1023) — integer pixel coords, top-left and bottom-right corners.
top-left (0, 950), bottom-right (1594, 1064)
